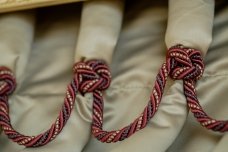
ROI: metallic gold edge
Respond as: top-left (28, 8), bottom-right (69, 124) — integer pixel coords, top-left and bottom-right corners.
top-left (0, 0), bottom-right (85, 13)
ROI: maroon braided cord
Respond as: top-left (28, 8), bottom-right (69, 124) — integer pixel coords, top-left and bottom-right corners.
top-left (0, 66), bottom-right (79, 147)
top-left (167, 45), bottom-right (227, 132)
top-left (73, 45), bottom-right (228, 143)
top-left (1, 44), bottom-right (228, 147)
top-left (73, 60), bottom-right (168, 142)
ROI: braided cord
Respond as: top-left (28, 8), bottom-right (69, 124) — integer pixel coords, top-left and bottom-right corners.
top-left (1, 44), bottom-right (228, 147)
top-left (168, 45), bottom-right (228, 132)
top-left (73, 45), bottom-right (228, 143)
top-left (0, 67), bottom-right (79, 147)
top-left (72, 60), bottom-right (170, 142)
top-left (184, 80), bottom-right (228, 131)
top-left (92, 64), bottom-right (168, 142)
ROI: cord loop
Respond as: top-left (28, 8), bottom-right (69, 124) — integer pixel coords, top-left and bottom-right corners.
top-left (167, 44), bottom-right (204, 80)
top-left (73, 60), bottom-right (111, 94)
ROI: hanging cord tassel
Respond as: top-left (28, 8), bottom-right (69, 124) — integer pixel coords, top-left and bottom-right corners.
top-left (0, 67), bottom-right (80, 147)
top-left (73, 44), bottom-right (227, 143)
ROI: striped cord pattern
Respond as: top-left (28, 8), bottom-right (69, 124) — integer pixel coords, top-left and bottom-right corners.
top-left (74, 45), bottom-right (228, 143)
top-left (1, 44), bottom-right (227, 147)
top-left (73, 60), bottom-right (169, 142)
top-left (0, 66), bottom-right (79, 147)
top-left (167, 45), bottom-right (228, 132)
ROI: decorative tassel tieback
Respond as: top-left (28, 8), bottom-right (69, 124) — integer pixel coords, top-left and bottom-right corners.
top-left (0, 44), bottom-right (227, 147)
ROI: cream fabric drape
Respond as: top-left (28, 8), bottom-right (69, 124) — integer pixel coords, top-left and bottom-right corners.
top-left (75, 0), bottom-right (124, 64)
top-left (165, 0), bottom-right (214, 55)
top-left (0, 0), bottom-right (228, 152)
top-left (0, 10), bottom-right (35, 142)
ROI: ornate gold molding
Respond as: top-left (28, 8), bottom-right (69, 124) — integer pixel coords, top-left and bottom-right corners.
top-left (0, 0), bottom-right (85, 13)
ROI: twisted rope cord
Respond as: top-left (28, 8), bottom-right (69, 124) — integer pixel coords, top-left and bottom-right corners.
top-left (1, 44), bottom-right (227, 147)
top-left (0, 67), bottom-right (79, 147)
top-left (73, 60), bottom-right (168, 142)
top-left (168, 45), bottom-right (227, 131)
top-left (73, 45), bottom-right (228, 143)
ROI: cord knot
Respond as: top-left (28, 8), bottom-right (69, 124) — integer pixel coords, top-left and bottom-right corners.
top-left (73, 60), bottom-right (111, 94)
top-left (167, 45), bottom-right (204, 80)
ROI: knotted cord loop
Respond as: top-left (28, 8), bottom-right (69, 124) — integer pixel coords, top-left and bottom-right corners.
top-left (88, 45), bottom-right (227, 143)
top-left (0, 67), bottom-right (79, 147)
top-left (73, 60), bottom-right (169, 143)
top-left (168, 44), bottom-right (228, 132)
top-left (73, 60), bottom-right (111, 95)
top-left (166, 44), bottom-right (204, 80)
top-left (1, 44), bottom-right (227, 147)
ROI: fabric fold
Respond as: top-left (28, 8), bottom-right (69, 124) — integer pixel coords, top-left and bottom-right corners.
top-left (168, 4), bottom-right (228, 151)
top-left (165, 0), bottom-right (215, 55)
top-left (0, 11), bottom-right (35, 135)
top-left (1, 1), bottom-right (228, 152)
top-left (74, 0), bottom-right (124, 64)
top-left (0, 11), bottom-right (35, 72)
top-left (82, 1), bottom-right (189, 151)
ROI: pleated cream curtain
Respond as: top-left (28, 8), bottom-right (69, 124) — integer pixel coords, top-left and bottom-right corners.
top-left (1, 0), bottom-right (228, 152)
